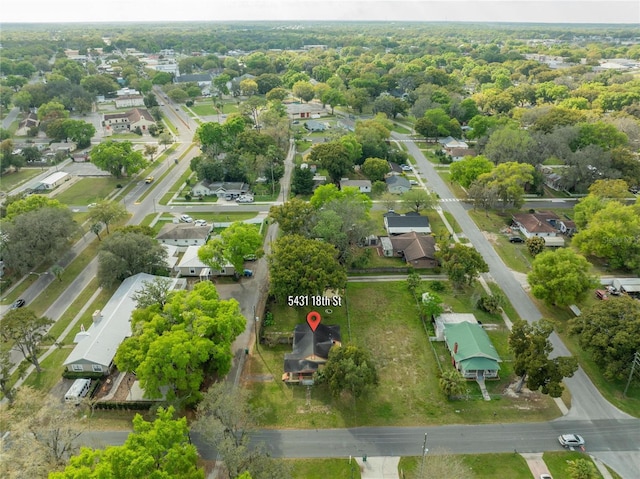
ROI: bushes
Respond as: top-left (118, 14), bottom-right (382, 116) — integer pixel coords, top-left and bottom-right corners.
top-left (477, 292), bottom-right (504, 314)
top-left (62, 370), bottom-right (105, 380)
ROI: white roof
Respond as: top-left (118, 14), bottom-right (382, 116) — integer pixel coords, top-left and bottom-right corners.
top-left (177, 245), bottom-right (208, 269)
top-left (64, 273), bottom-right (183, 369)
top-left (41, 171), bottom-right (69, 185)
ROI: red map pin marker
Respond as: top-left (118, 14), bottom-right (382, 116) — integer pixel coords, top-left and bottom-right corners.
top-left (306, 311), bottom-right (321, 332)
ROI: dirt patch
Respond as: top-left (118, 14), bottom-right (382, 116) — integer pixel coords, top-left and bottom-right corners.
top-left (482, 231), bottom-right (499, 243)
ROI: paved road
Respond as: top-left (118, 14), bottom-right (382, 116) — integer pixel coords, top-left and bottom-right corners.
top-left (395, 132), bottom-right (638, 477)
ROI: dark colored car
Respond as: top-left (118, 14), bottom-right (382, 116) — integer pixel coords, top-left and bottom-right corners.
top-left (242, 269), bottom-right (253, 277)
top-left (509, 237), bottom-right (524, 243)
top-left (11, 298), bottom-right (26, 309)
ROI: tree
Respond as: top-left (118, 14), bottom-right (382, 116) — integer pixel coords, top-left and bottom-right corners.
top-left (90, 222), bottom-right (103, 241)
top-left (307, 141), bottom-right (352, 184)
top-left (4, 194), bottom-right (65, 220)
top-left (321, 88), bottom-right (345, 114)
top-left (159, 132), bottom-right (173, 150)
top-left (50, 407), bottom-right (203, 479)
top-left (587, 178), bottom-right (630, 199)
top-left (290, 165), bottom-right (315, 195)
top-left (0, 344), bottom-right (16, 403)
top-left (292, 80), bottom-right (315, 102)
top-left (567, 459), bottom-right (598, 479)
top-left (439, 369), bottom-right (467, 399)
top-left (199, 222), bottom-right (262, 275)
top-left (269, 198), bottom-right (316, 236)
top-left (115, 282), bottom-right (245, 404)
top-left (438, 243), bottom-right (489, 288)
top-left (509, 319), bottom-right (578, 397)
top-left (1, 207), bottom-right (78, 276)
top-left (87, 200), bottom-right (128, 235)
top-left (572, 201), bottom-right (640, 274)
top-left (143, 144), bottom-right (158, 162)
top-left (449, 155), bottom-right (494, 188)
top-left (0, 387), bottom-right (87, 476)
top-left (90, 140), bottom-right (146, 178)
top-left (402, 189), bottom-right (437, 213)
top-left (317, 344), bottom-right (378, 398)
top-left (525, 236), bottom-right (546, 257)
top-left (476, 162), bottom-right (534, 209)
top-left (361, 157), bottom-right (390, 182)
top-left (98, 231), bottom-right (168, 287)
top-left (528, 248), bottom-right (597, 306)
top-left (132, 277), bottom-right (175, 310)
top-left (571, 121), bottom-right (628, 152)
top-left (570, 296), bottom-right (640, 380)
top-left (193, 383), bottom-right (291, 479)
top-left (268, 235), bottom-right (347, 303)
top-left (421, 291), bottom-right (444, 319)
top-left (380, 192), bottom-right (398, 212)
top-left (60, 119), bottom-right (96, 148)
top-left (483, 127), bottom-right (534, 165)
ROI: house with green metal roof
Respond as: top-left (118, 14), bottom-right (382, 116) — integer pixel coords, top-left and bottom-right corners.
top-left (444, 321), bottom-right (501, 379)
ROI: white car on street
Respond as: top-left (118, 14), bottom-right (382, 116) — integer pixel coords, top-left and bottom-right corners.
top-left (236, 196), bottom-right (254, 203)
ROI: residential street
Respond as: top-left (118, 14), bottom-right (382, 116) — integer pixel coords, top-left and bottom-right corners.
top-left (2, 112), bottom-right (638, 477)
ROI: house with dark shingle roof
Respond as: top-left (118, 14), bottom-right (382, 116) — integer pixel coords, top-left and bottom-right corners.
top-left (444, 322), bottom-right (501, 379)
top-left (384, 212), bottom-right (431, 235)
top-left (282, 323), bottom-right (341, 384)
top-left (389, 232), bottom-right (438, 268)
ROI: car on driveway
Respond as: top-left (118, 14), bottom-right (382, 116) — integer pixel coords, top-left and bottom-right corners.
top-left (236, 195), bottom-right (254, 203)
top-left (194, 219), bottom-right (207, 226)
top-left (540, 474), bottom-right (552, 479)
top-left (595, 289), bottom-right (609, 300)
top-left (401, 164), bottom-right (412, 171)
top-left (242, 269), bottom-right (253, 277)
top-left (11, 298), bottom-right (26, 309)
top-left (509, 236), bottom-right (524, 243)
top-left (558, 434), bottom-right (584, 448)
top-left (179, 214), bottom-right (193, 223)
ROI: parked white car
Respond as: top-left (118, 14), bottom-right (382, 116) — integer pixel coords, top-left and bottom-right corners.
top-left (179, 214), bottom-right (193, 223)
top-left (236, 196), bottom-right (254, 203)
top-left (194, 219), bottom-right (207, 226)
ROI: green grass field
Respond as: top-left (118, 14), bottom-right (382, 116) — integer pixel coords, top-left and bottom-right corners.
top-left (289, 458), bottom-right (361, 479)
top-left (54, 177), bottom-right (124, 205)
top-left (0, 167), bottom-right (42, 192)
top-left (247, 281), bottom-right (559, 429)
top-left (543, 451), bottom-right (608, 479)
top-left (399, 452), bottom-right (532, 478)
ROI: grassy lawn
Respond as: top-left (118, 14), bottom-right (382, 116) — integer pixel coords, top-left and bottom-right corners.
top-left (0, 167), bottom-right (42, 192)
top-left (247, 281), bottom-right (559, 429)
top-left (289, 458), bottom-right (361, 479)
top-left (438, 170), bottom-right (468, 199)
top-left (190, 102), bottom-right (218, 116)
top-left (543, 451), bottom-right (606, 479)
top-left (160, 169), bottom-right (193, 204)
top-left (392, 123), bottom-right (412, 134)
top-left (468, 209), bottom-right (533, 274)
top-left (399, 452), bottom-right (532, 479)
top-left (54, 177), bottom-right (124, 205)
top-left (22, 348), bottom-right (69, 391)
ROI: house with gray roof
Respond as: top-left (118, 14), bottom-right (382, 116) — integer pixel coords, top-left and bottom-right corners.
top-left (282, 323), bottom-right (341, 384)
top-left (384, 212), bottom-right (431, 235)
top-left (156, 223), bottom-right (211, 247)
top-left (340, 179), bottom-right (372, 193)
top-left (191, 180), bottom-right (249, 198)
top-left (63, 273), bottom-right (185, 375)
top-left (385, 175), bottom-right (411, 194)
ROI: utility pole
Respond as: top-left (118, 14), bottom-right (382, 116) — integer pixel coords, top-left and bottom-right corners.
top-left (419, 432), bottom-right (428, 477)
top-left (623, 351), bottom-right (640, 397)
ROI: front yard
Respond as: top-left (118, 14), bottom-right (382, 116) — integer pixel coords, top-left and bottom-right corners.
top-left (245, 281), bottom-right (560, 429)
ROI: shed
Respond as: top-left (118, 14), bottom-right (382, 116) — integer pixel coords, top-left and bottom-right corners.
top-left (434, 313), bottom-right (478, 341)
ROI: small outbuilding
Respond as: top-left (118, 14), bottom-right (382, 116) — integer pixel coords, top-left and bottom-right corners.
top-left (38, 171), bottom-right (70, 190)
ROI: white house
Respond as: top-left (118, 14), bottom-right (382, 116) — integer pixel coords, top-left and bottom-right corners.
top-left (63, 273), bottom-right (185, 374)
top-left (191, 180), bottom-right (249, 198)
top-left (175, 245), bottom-right (236, 278)
top-left (156, 223), bottom-right (211, 247)
top-left (115, 95), bottom-right (145, 108)
top-left (340, 179), bottom-right (372, 193)
top-left (38, 171), bottom-right (70, 190)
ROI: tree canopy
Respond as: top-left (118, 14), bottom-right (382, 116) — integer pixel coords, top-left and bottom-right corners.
top-left (509, 319), bottom-right (578, 397)
top-left (317, 344), bottom-right (379, 398)
top-left (570, 296), bottom-right (640, 381)
top-left (115, 281), bottom-right (245, 404)
top-left (268, 234), bottom-right (347, 303)
top-left (198, 222), bottom-right (263, 274)
top-left (90, 140), bottom-right (146, 178)
top-left (438, 243), bottom-right (489, 288)
top-left (528, 248), bottom-right (597, 306)
top-left (50, 407), bottom-right (203, 479)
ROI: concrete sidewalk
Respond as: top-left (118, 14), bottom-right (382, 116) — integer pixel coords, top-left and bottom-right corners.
top-left (355, 457), bottom-right (400, 479)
